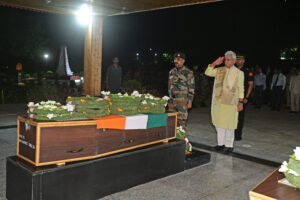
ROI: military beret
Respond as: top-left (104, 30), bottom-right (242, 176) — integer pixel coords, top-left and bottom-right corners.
top-left (173, 52), bottom-right (186, 60)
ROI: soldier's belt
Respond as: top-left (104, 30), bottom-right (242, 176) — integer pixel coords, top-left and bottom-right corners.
top-left (173, 94), bottom-right (187, 98)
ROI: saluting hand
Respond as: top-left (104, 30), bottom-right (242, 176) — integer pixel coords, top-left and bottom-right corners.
top-left (211, 57), bottom-right (224, 67)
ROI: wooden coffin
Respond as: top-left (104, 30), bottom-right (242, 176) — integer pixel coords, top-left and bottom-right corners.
top-left (17, 113), bottom-right (177, 166)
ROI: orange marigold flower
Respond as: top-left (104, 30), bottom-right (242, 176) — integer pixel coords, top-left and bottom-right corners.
top-left (138, 109), bottom-right (141, 112)
top-left (144, 106), bottom-right (150, 110)
top-left (107, 97), bottom-right (111, 101)
top-left (82, 112), bottom-right (86, 114)
top-left (108, 108), bottom-right (111, 113)
top-left (80, 99), bottom-right (85, 103)
top-left (109, 102), bottom-right (112, 106)
top-left (86, 94), bottom-right (91, 97)
top-left (118, 108), bottom-right (123, 112)
top-left (67, 96), bottom-right (72, 99)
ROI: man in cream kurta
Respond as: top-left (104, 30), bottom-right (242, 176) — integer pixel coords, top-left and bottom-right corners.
top-left (205, 51), bottom-right (244, 153)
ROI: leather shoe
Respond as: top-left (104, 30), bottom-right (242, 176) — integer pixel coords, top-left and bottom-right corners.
top-left (215, 145), bottom-right (225, 151)
top-left (223, 147), bottom-right (234, 154)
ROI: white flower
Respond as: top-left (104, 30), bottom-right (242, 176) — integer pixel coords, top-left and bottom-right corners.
top-left (162, 96), bottom-right (170, 101)
top-left (38, 106), bottom-right (43, 109)
top-left (151, 103), bottom-right (156, 105)
top-left (164, 103), bottom-right (167, 107)
top-left (47, 100), bottom-right (56, 104)
top-left (189, 143), bottom-right (193, 152)
top-left (117, 93), bottom-right (122, 96)
top-left (34, 103), bottom-right (40, 107)
top-left (47, 114), bottom-right (55, 119)
top-left (124, 93), bottom-right (128, 96)
top-left (101, 91), bottom-right (110, 96)
top-left (131, 90), bottom-right (140, 97)
top-left (154, 97), bottom-right (161, 100)
top-left (149, 96), bottom-right (154, 100)
top-left (293, 147), bottom-right (300, 161)
top-left (40, 101), bottom-right (46, 105)
top-left (61, 106), bottom-right (67, 110)
top-left (142, 100), bottom-right (147, 105)
top-left (27, 102), bottom-right (34, 107)
top-left (177, 126), bottom-right (185, 133)
top-left (288, 169), bottom-right (299, 176)
top-left (279, 161), bottom-right (288, 173)
top-left (67, 105), bottom-right (75, 112)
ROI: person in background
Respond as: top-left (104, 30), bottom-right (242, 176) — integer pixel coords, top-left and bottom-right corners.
top-left (265, 66), bottom-right (273, 105)
top-left (290, 68), bottom-right (300, 113)
top-left (205, 51), bottom-right (244, 153)
top-left (106, 57), bottom-right (122, 93)
top-left (286, 68), bottom-right (296, 109)
top-left (234, 54), bottom-right (253, 141)
top-left (254, 67), bottom-right (266, 109)
top-left (270, 68), bottom-right (286, 111)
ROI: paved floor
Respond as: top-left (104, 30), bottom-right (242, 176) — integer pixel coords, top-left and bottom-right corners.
top-left (0, 104), bottom-right (26, 127)
top-left (187, 105), bottom-right (300, 163)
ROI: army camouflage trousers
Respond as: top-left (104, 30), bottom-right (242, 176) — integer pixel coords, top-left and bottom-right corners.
top-left (168, 97), bottom-right (188, 130)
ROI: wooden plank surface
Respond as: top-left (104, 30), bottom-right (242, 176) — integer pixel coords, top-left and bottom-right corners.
top-left (249, 168), bottom-right (300, 200)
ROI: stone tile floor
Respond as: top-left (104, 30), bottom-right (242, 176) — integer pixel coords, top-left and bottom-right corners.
top-left (187, 105), bottom-right (300, 163)
top-left (99, 151), bottom-right (274, 200)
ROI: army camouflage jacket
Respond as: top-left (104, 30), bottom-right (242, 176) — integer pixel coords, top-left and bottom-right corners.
top-left (168, 66), bottom-right (195, 104)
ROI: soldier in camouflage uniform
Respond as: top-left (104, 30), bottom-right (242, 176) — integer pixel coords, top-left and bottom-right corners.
top-left (168, 52), bottom-right (195, 130)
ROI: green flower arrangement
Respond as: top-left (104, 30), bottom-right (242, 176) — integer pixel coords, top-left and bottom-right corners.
top-left (139, 94), bottom-right (169, 114)
top-left (105, 91), bottom-right (142, 116)
top-left (27, 101), bottom-right (75, 121)
top-left (66, 96), bottom-right (110, 118)
top-left (279, 147), bottom-right (300, 188)
top-left (176, 126), bottom-right (192, 153)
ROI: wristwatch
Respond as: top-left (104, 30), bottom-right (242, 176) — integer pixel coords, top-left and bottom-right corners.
top-left (239, 100), bottom-right (244, 104)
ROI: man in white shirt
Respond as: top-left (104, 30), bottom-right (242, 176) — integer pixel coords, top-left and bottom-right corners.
top-left (270, 68), bottom-right (286, 111)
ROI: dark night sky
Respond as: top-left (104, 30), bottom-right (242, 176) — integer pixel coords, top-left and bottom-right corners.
top-left (0, 0), bottom-right (300, 74)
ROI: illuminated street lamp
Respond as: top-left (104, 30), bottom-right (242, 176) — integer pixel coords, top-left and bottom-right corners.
top-left (76, 4), bottom-right (93, 26)
top-left (44, 54), bottom-right (49, 67)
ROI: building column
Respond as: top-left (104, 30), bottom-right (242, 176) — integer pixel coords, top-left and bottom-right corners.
top-left (84, 16), bottom-right (103, 96)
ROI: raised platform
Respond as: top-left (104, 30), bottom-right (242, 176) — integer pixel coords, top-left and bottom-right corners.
top-left (6, 140), bottom-right (211, 200)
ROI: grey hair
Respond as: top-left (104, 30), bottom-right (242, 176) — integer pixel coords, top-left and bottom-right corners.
top-left (224, 51), bottom-right (236, 59)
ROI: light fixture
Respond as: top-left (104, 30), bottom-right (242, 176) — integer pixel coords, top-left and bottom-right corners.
top-left (136, 53), bottom-right (139, 56)
top-left (76, 4), bottom-right (92, 26)
top-left (44, 54), bottom-right (49, 59)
